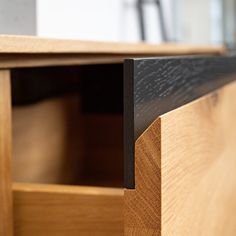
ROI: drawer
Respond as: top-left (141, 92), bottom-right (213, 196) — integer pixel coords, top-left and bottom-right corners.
top-left (124, 56), bottom-right (236, 235)
top-left (11, 65), bottom-right (124, 235)
top-left (1, 52), bottom-right (236, 235)
top-left (13, 183), bottom-right (123, 236)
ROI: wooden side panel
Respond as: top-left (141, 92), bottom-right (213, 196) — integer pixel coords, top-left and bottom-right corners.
top-left (125, 81), bottom-right (236, 235)
top-left (13, 183), bottom-right (124, 236)
top-left (12, 96), bottom-right (84, 184)
top-left (0, 70), bottom-right (13, 236)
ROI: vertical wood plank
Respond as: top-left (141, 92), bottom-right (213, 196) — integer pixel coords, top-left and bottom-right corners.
top-left (0, 70), bottom-right (13, 236)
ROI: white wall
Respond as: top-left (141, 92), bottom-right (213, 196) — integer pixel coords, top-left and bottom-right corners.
top-left (37, 0), bottom-right (140, 42)
top-left (0, 0), bottom-right (36, 35)
top-left (173, 0), bottom-right (222, 44)
top-left (0, 0), bottom-right (224, 44)
top-left (36, 0), bottom-right (169, 43)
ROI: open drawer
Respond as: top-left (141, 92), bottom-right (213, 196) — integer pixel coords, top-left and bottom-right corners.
top-left (124, 56), bottom-right (236, 235)
top-left (0, 36), bottom-right (236, 236)
top-left (13, 183), bottom-right (123, 235)
top-left (11, 65), bottom-right (124, 235)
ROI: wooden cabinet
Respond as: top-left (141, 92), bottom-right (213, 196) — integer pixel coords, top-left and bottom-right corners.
top-left (1, 35), bottom-right (236, 235)
top-left (124, 56), bottom-right (236, 235)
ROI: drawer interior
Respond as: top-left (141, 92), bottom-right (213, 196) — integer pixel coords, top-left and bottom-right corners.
top-left (13, 182), bottom-right (123, 235)
top-left (11, 64), bottom-right (124, 188)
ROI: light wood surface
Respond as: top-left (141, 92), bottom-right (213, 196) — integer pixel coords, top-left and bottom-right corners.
top-left (13, 183), bottom-right (123, 236)
top-left (0, 35), bottom-right (224, 68)
top-left (125, 81), bottom-right (236, 235)
top-left (12, 96), bottom-right (123, 187)
top-left (0, 35), bottom-right (225, 54)
top-left (0, 54), bottom-right (128, 68)
top-left (12, 96), bottom-right (84, 184)
top-left (0, 70), bottom-right (13, 236)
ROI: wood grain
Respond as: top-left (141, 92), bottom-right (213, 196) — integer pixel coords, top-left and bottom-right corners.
top-left (0, 35), bottom-right (224, 68)
top-left (0, 35), bottom-right (224, 54)
top-left (130, 56), bottom-right (236, 140)
top-left (0, 54), bottom-right (128, 69)
top-left (13, 183), bottom-right (123, 236)
top-left (12, 96), bottom-right (84, 184)
top-left (124, 56), bottom-right (236, 188)
top-left (0, 70), bottom-right (13, 236)
top-left (125, 81), bottom-right (236, 235)
top-left (12, 99), bottom-right (123, 187)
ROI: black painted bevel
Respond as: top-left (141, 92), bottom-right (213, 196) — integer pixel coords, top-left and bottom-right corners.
top-left (124, 60), bottom-right (134, 188)
top-left (124, 55), bottom-right (236, 189)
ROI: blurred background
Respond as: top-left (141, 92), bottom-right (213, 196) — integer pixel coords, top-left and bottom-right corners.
top-left (0, 0), bottom-right (235, 47)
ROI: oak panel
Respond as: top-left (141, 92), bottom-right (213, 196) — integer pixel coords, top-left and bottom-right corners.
top-left (0, 35), bottom-right (224, 68)
top-left (0, 70), bottom-right (13, 236)
top-left (12, 96), bottom-right (84, 184)
top-left (0, 35), bottom-right (224, 54)
top-left (125, 81), bottom-right (236, 235)
top-left (13, 183), bottom-right (124, 236)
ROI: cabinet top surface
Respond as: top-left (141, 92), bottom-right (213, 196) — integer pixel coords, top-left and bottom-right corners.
top-left (0, 35), bottom-right (224, 55)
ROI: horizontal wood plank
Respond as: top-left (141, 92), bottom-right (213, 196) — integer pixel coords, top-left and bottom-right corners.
top-left (0, 35), bottom-right (224, 68)
top-left (13, 183), bottom-right (123, 236)
top-left (0, 54), bottom-right (126, 68)
top-left (0, 35), bottom-right (224, 54)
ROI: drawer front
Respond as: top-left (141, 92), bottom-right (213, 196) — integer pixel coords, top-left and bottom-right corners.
top-left (13, 183), bottom-right (123, 236)
top-left (124, 56), bottom-right (236, 235)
